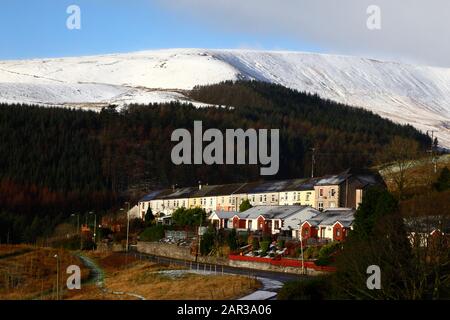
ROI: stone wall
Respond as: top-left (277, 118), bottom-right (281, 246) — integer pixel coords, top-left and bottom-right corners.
top-left (136, 241), bottom-right (327, 276)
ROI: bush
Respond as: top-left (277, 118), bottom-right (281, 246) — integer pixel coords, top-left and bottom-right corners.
top-left (252, 237), bottom-right (260, 250)
top-left (238, 231), bottom-right (249, 246)
top-left (315, 256), bottom-right (332, 266)
top-left (277, 239), bottom-right (285, 249)
top-left (200, 227), bottom-right (215, 255)
top-left (318, 242), bottom-right (341, 260)
top-left (139, 225), bottom-right (165, 242)
top-left (239, 199), bottom-right (253, 212)
top-left (260, 241), bottom-right (270, 256)
top-left (278, 276), bottom-right (333, 300)
top-left (227, 229), bottom-right (239, 251)
top-left (304, 246), bottom-right (320, 260)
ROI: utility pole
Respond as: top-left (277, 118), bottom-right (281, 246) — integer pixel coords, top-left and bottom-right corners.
top-left (53, 254), bottom-right (59, 300)
top-left (427, 130), bottom-right (438, 174)
top-left (125, 202), bottom-right (130, 253)
top-left (311, 148), bottom-right (316, 178)
top-left (299, 231), bottom-right (305, 275)
top-left (196, 212), bottom-right (203, 263)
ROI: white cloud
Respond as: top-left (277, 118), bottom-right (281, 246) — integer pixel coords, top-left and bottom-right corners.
top-left (157, 0), bottom-right (450, 67)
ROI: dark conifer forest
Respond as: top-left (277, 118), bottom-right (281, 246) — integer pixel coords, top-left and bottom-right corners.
top-left (0, 81), bottom-right (431, 242)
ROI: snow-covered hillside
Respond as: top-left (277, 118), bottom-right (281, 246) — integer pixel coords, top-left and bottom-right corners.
top-left (0, 48), bottom-right (449, 147)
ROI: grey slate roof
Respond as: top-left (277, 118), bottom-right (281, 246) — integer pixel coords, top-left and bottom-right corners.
top-left (138, 168), bottom-right (382, 202)
top-left (304, 208), bottom-right (355, 228)
top-left (209, 211), bottom-right (239, 220)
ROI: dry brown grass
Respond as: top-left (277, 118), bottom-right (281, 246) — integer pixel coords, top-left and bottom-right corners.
top-left (71, 252), bottom-right (261, 300)
top-left (382, 156), bottom-right (450, 194)
top-left (0, 245), bottom-right (89, 300)
top-left (103, 262), bottom-right (261, 300)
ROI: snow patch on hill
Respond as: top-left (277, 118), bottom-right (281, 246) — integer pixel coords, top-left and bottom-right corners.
top-left (0, 48), bottom-right (449, 146)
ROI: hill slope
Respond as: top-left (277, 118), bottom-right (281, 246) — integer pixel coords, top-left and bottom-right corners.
top-left (0, 48), bottom-right (449, 146)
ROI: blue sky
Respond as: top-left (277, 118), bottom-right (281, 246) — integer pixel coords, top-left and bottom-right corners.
top-left (1, 0), bottom-right (448, 67)
top-left (0, 0), bottom-right (319, 60)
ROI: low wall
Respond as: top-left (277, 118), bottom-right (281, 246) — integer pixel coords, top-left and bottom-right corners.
top-left (228, 255), bottom-right (336, 274)
top-left (136, 241), bottom-right (227, 264)
top-left (136, 241), bottom-right (333, 276)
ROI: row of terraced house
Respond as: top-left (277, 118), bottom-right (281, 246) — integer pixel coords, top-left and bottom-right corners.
top-left (138, 168), bottom-right (385, 242)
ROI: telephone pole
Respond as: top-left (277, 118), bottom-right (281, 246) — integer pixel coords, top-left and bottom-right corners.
top-left (311, 148), bottom-right (316, 178)
top-left (427, 130), bottom-right (438, 174)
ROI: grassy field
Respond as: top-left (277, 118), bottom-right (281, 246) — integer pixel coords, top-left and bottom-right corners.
top-left (380, 154), bottom-right (450, 193)
top-left (67, 252), bottom-right (261, 300)
top-left (0, 245), bottom-right (90, 300)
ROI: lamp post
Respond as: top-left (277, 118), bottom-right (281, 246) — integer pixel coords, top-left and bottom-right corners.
top-left (53, 254), bottom-right (60, 300)
top-left (299, 229), bottom-right (305, 275)
top-left (89, 212), bottom-right (96, 250)
top-left (71, 213), bottom-right (82, 251)
top-left (125, 202), bottom-right (130, 253)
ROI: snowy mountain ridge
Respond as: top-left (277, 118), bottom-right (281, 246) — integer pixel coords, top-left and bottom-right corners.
top-left (0, 48), bottom-right (449, 147)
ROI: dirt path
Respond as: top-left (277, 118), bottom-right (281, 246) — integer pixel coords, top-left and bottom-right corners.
top-left (77, 253), bottom-right (146, 300)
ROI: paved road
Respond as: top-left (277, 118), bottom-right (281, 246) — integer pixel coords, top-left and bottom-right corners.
top-left (130, 251), bottom-right (308, 299)
top-left (131, 251), bottom-right (305, 283)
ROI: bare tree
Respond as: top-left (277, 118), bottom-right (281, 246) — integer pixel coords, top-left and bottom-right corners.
top-left (378, 137), bottom-right (420, 199)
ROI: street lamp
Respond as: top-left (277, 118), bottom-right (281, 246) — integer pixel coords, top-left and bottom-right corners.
top-left (89, 212), bottom-right (97, 250)
top-left (299, 229), bottom-right (305, 275)
top-left (125, 202), bottom-right (130, 253)
top-left (71, 213), bottom-right (82, 251)
top-left (53, 254), bottom-right (60, 300)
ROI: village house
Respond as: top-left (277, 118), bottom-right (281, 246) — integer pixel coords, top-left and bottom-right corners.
top-left (278, 178), bottom-right (317, 207)
top-left (314, 168), bottom-right (384, 211)
top-left (209, 205), bottom-right (321, 236)
top-left (209, 211), bottom-right (237, 229)
top-left (137, 168), bottom-right (383, 222)
top-left (300, 208), bottom-right (355, 242)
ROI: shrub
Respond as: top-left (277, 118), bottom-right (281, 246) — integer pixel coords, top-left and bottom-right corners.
top-left (139, 225), bottom-right (165, 242)
top-left (318, 242), bottom-right (341, 259)
top-left (277, 276), bottom-right (333, 300)
top-left (277, 239), bottom-right (285, 249)
top-left (260, 241), bottom-right (270, 256)
top-left (227, 229), bottom-right (239, 251)
top-left (238, 232), bottom-right (249, 246)
top-left (304, 246), bottom-right (320, 260)
top-left (200, 227), bottom-right (215, 255)
top-left (252, 237), bottom-right (260, 250)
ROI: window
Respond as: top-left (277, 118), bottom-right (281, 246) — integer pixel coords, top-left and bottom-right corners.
top-left (336, 229), bottom-right (341, 237)
top-left (330, 189), bottom-right (336, 197)
top-left (252, 195), bottom-right (255, 202)
top-left (306, 192), bottom-right (311, 201)
top-left (274, 220), bottom-right (280, 229)
top-left (318, 202), bottom-right (324, 210)
top-left (330, 202), bottom-right (336, 208)
top-left (248, 221), bottom-right (253, 230)
top-left (264, 195), bottom-right (267, 202)
top-left (319, 189), bottom-right (324, 197)
top-left (260, 195), bottom-right (263, 202)
top-left (272, 195), bottom-right (276, 202)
